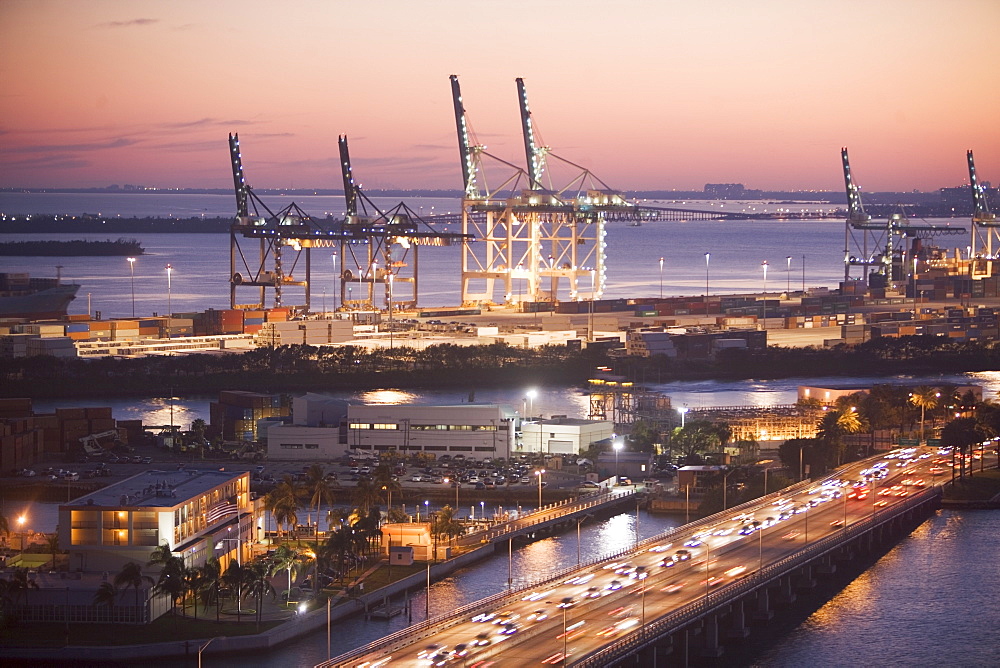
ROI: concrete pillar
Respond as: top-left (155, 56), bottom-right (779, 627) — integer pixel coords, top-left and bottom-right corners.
top-left (700, 613), bottom-right (724, 658)
top-left (753, 587), bottom-right (774, 621)
top-left (816, 555), bottom-right (837, 575)
top-left (778, 575), bottom-right (797, 604)
top-left (728, 598), bottom-right (750, 639)
top-left (796, 564), bottom-right (817, 591)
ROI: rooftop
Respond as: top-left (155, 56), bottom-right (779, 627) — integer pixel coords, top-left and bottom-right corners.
top-left (61, 468), bottom-right (246, 510)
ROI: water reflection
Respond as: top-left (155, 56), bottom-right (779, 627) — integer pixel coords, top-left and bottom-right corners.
top-left (193, 510), bottom-right (681, 668)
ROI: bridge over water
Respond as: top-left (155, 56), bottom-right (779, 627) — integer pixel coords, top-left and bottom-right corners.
top-left (321, 446), bottom-right (968, 667)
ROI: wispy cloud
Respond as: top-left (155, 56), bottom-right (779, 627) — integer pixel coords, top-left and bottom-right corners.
top-left (6, 137), bottom-right (139, 154)
top-left (96, 18), bottom-right (159, 29)
top-left (2, 154), bottom-right (91, 169)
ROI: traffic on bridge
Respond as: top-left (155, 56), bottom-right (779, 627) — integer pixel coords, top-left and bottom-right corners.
top-left (323, 444), bottom-right (992, 667)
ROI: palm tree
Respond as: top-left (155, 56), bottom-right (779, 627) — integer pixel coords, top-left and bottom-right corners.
top-left (323, 525), bottom-right (357, 585)
top-left (353, 477), bottom-right (382, 514)
top-left (0, 511), bottom-right (9, 537)
top-left (46, 534), bottom-right (61, 571)
top-left (6, 568), bottom-right (39, 614)
top-left (147, 543), bottom-right (174, 568)
top-left (222, 561), bottom-right (247, 623)
top-left (941, 417), bottom-right (988, 480)
top-left (114, 562), bottom-right (152, 624)
top-left (304, 464), bottom-right (335, 531)
top-left (151, 555), bottom-right (186, 616)
top-left (270, 544), bottom-right (303, 607)
top-left (92, 581), bottom-right (119, 618)
top-left (432, 505), bottom-right (465, 546)
top-left (909, 386), bottom-right (941, 444)
top-left (265, 476), bottom-right (302, 540)
top-left (184, 566), bottom-right (207, 619)
top-left (198, 558), bottom-right (223, 622)
top-left (243, 560), bottom-right (275, 632)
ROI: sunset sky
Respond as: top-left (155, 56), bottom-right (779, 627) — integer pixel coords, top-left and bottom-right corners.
top-left (2, 0), bottom-right (998, 193)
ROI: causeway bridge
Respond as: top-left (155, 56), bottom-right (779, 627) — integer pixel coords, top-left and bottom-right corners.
top-left (321, 445), bottom-right (966, 667)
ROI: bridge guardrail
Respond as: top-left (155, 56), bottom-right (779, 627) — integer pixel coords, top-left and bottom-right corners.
top-left (570, 487), bottom-right (941, 667)
top-left (323, 461), bottom-right (931, 667)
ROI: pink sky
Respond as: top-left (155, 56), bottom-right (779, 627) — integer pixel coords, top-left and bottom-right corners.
top-left (2, 0), bottom-right (998, 192)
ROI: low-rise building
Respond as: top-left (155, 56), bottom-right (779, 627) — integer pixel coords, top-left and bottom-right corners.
top-left (58, 468), bottom-right (253, 574)
top-left (520, 417), bottom-right (614, 455)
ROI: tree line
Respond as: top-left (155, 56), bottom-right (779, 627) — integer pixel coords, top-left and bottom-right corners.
top-left (2, 335), bottom-right (999, 400)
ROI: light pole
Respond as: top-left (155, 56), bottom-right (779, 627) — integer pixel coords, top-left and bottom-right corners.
top-left (215, 534), bottom-right (242, 614)
top-left (658, 257), bottom-right (664, 299)
top-left (388, 272), bottom-right (394, 349)
top-left (165, 264), bottom-right (173, 315)
top-left (786, 256), bottom-right (792, 296)
top-left (613, 440), bottom-right (623, 483)
top-left (127, 257), bottom-right (136, 318)
top-left (535, 469), bottom-right (545, 509)
top-left (331, 252), bottom-right (338, 312)
top-left (704, 252), bottom-right (710, 302)
top-left (198, 636), bottom-right (222, 668)
top-left (525, 389), bottom-right (537, 418)
top-left (678, 405), bottom-right (689, 429)
top-left (761, 260), bottom-right (768, 323)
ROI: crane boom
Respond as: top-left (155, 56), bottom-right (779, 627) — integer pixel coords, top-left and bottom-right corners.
top-left (450, 74), bottom-right (479, 199)
top-left (339, 135), bottom-right (358, 217)
top-left (968, 150), bottom-right (995, 223)
top-left (841, 147), bottom-right (870, 225)
top-left (516, 77), bottom-right (543, 189)
top-left (229, 133), bottom-right (249, 218)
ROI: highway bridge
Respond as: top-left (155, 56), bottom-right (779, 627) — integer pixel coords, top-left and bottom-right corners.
top-left (321, 446), bottom-right (980, 667)
top-left (453, 488), bottom-right (640, 551)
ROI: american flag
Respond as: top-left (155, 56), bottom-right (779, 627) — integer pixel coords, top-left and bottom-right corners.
top-left (206, 499), bottom-right (238, 523)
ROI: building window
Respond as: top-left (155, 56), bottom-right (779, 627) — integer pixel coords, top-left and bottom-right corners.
top-left (474, 446), bottom-right (496, 452)
top-left (449, 446), bottom-right (473, 452)
top-left (280, 443), bottom-right (304, 449)
top-left (305, 443), bottom-right (319, 449)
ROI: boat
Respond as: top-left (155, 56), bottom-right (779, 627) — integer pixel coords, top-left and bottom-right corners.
top-left (0, 273), bottom-right (80, 320)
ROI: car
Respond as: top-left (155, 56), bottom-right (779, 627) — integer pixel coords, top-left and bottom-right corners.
top-left (410, 475), bottom-right (424, 482)
top-left (526, 609), bottom-right (549, 622)
top-left (683, 539), bottom-right (702, 548)
top-left (673, 549), bottom-right (692, 561)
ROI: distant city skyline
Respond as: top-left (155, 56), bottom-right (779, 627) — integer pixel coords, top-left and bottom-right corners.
top-left (2, 1), bottom-right (998, 193)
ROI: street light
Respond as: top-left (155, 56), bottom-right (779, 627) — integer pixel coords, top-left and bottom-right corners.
top-left (761, 260), bottom-right (768, 322)
top-left (678, 405), bottom-right (689, 428)
top-left (786, 256), bottom-right (792, 296)
top-left (127, 257), bottom-right (136, 318)
top-left (535, 469), bottom-right (545, 509)
top-left (331, 252), bottom-right (338, 312)
top-left (165, 264), bottom-right (173, 316)
top-left (525, 389), bottom-right (537, 418)
top-left (658, 257), bottom-right (664, 299)
top-left (198, 636), bottom-right (223, 668)
top-left (388, 272), bottom-right (394, 349)
top-left (704, 252), bottom-right (710, 301)
top-left (613, 440), bottom-right (623, 483)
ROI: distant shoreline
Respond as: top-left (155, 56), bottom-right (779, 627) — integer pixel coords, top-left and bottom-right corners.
top-left (0, 238), bottom-right (144, 256)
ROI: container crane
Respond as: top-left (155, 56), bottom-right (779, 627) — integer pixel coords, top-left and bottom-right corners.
top-left (451, 75), bottom-right (639, 307)
top-left (841, 147), bottom-right (964, 288)
top-left (968, 150), bottom-right (998, 259)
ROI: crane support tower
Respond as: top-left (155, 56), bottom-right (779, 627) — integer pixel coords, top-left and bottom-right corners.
top-left (841, 147), bottom-right (965, 288)
top-left (451, 75), bottom-right (645, 308)
top-left (968, 150), bottom-right (998, 259)
top-left (227, 133), bottom-right (469, 313)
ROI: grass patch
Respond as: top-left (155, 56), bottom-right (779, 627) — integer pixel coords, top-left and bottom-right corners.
top-left (943, 468), bottom-right (1000, 501)
top-left (1, 614), bottom-right (283, 648)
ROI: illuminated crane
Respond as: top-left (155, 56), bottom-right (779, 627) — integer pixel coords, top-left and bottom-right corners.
top-left (227, 133), bottom-right (467, 312)
top-left (451, 75), bottom-right (640, 307)
top-left (968, 150), bottom-right (998, 259)
top-left (841, 147), bottom-right (964, 287)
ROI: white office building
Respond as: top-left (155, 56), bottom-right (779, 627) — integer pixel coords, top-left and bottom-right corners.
top-left (520, 417), bottom-right (615, 455)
